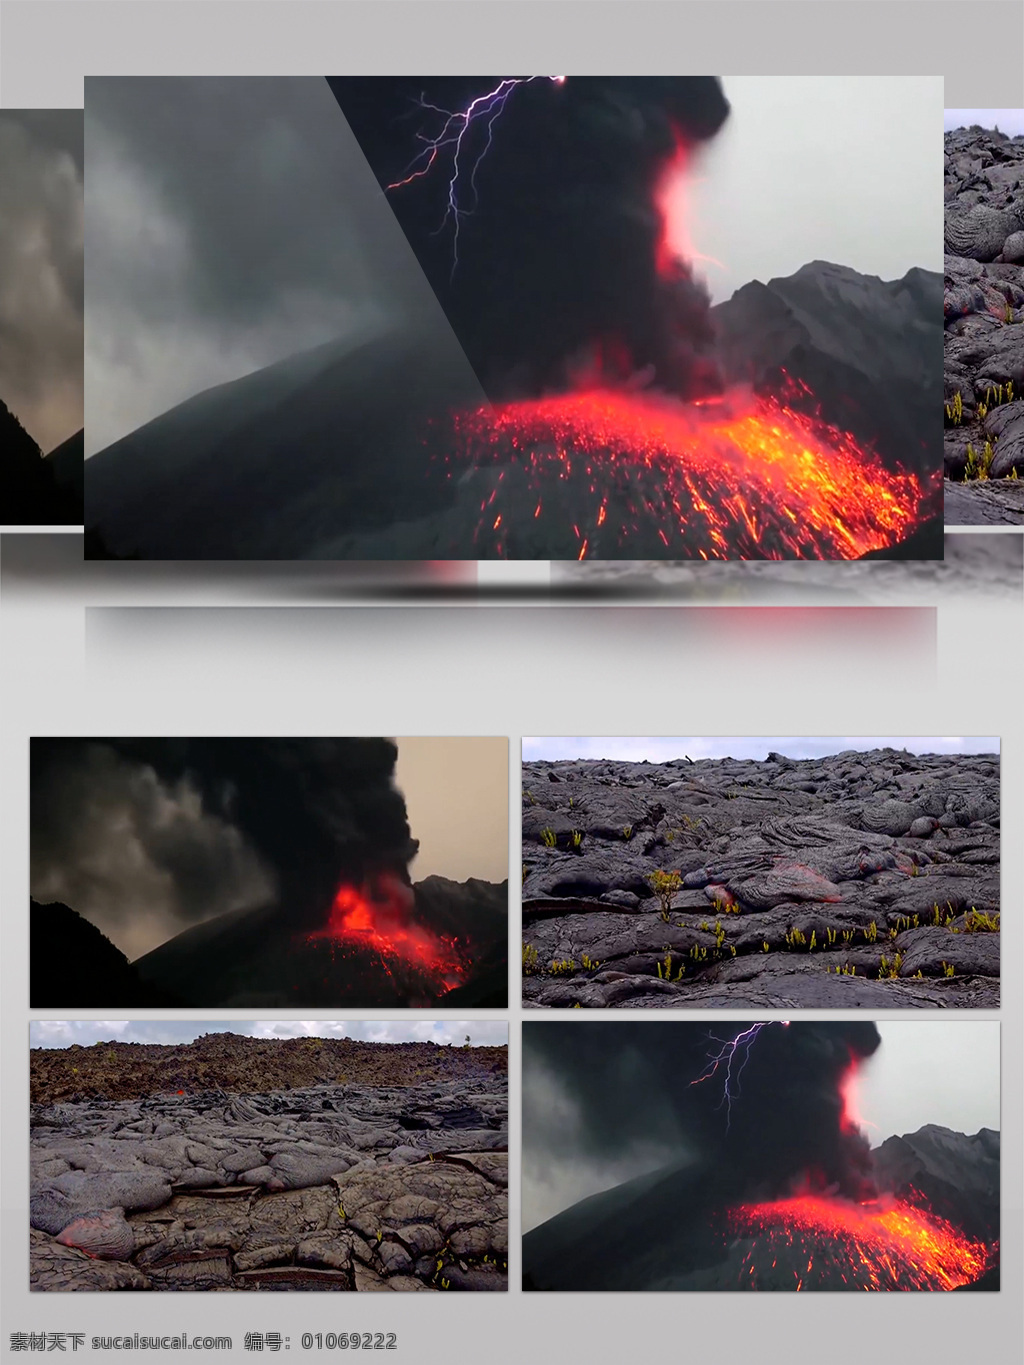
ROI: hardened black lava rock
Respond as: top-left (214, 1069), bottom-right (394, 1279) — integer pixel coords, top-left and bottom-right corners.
top-left (943, 124), bottom-right (1024, 523)
top-left (30, 1070), bottom-right (508, 1291)
top-left (521, 749), bottom-right (1000, 1009)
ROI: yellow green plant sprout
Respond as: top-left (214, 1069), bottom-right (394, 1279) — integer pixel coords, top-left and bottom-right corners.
top-left (549, 959), bottom-right (577, 976)
top-left (647, 869), bottom-right (682, 921)
top-left (540, 827), bottom-right (557, 848)
top-left (964, 441), bottom-right (995, 481)
top-left (656, 952), bottom-right (684, 982)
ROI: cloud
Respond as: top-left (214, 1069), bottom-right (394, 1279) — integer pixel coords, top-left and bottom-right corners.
top-left (522, 736), bottom-right (1000, 763)
top-left (30, 1019), bottom-right (509, 1049)
top-left (945, 108), bottom-right (1024, 136)
top-left (30, 742), bottom-right (275, 961)
top-left (84, 77), bottom-right (435, 455)
top-left (0, 111), bottom-right (83, 452)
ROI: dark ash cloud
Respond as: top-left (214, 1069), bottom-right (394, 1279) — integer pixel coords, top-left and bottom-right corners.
top-left (330, 77), bottom-right (731, 399)
top-left (30, 738), bottom-right (416, 962)
top-left (524, 1021), bottom-right (881, 1229)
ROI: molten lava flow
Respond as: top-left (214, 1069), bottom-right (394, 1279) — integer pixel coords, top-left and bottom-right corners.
top-left (446, 386), bottom-right (928, 559)
top-left (306, 871), bottom-right (467, 994)
top-left (727, 1194), bottom-right (990, 1290)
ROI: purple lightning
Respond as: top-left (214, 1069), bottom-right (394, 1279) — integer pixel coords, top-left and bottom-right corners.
top-left (386, 76), bottom-right (567, 277)
top-left (690, 1021), bottom-right (789, 1130)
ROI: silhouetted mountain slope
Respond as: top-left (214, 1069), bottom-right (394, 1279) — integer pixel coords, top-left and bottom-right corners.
top-left (873, 1124), bottom-right (999, 1242)
top-left (47, 428), bottom-right (85, 508)
top-left (2, 400), bottom-right (82, 525)
top-left (85, 264), bottom-right (940, 559)
top-left (86, 320), bottom-right (485, 558)
top-left (30, 900), bottom-right (183, 1007)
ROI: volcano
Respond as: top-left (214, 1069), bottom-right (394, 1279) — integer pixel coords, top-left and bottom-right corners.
top-left (30, 738), bottom-right (509, 1007)
top-left (84, 268), bottom-right (941, 561)
top-left (522, 1021), bottom-right (997, 1291)
top-left (522, 1125), bottom-right (998, 1292)
top-left (84, 76), bottom-right (939, 560)
top-left (31, 875), bottom-right (507, 1009)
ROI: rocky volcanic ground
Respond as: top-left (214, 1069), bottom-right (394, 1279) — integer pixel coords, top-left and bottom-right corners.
top-left (943, 125), bottom-right (1024, 524)
top-left (522, 750), bottom-right (1000, 1008)
top-left (30, 1036), bottom-right (508, 1292)
top-left (551, 531), bottom-right (1023, 602)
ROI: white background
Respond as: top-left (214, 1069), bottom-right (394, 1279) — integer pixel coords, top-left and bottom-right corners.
top-left (2, 2), bottom-right (1023, 1362)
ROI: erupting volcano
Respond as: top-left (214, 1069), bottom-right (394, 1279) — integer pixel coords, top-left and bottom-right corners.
top-left (522, 1022), bottom-right (998, 1292)
top-left (443, 384), bottom-right (926, 559)
top-left (31, 738), bottom-right (509, 1008)
top-left (83, 77), bottom-right (940, 560)
top-left (726, 1193), bottom-right (991, 1291)
top-left (305, 872), bottom-right (468, 995)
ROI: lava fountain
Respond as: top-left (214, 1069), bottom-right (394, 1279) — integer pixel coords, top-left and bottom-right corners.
top-left (442, 385), bottom-right (928, 559)
top-left (721, 1049), bottom-right (992, 1290)
top-left (726, 1193), bottom-right (991, 1290)
top-left (431, 124), bottom-right (933, 560)
top-left (305, 870), bottom-right (467, 994)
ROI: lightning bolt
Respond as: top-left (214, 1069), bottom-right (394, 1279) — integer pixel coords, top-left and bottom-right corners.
top-left (691, 1021), bottom-right (789, 1130)
top-left (386, 76), bottom-right (566, 278)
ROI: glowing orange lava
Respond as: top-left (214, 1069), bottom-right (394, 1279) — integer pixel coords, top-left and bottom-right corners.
top-left (448, 385), bottom-right (930, 559)
top-left (728, 1194), bottom-right (991, 1290)
top-left (306, 872), bottom-right (466, 994)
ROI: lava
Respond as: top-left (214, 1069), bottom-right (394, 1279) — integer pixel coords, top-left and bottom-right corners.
top-left (443, 385), bottom-right (929, 559)
top-left (305, 871), bottom-right (466, 994)
top-left (727, 1194), bottom-right (991, 1290)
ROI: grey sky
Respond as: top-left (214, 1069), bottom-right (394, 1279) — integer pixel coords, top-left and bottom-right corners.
top-left (688, 77), bottom-right (942, 304)
top-left (85, 76), bottom-right (941, 456)
top-left (523, 1021), bottom-right (999, 1232)
top-left (0, 109), bottom-right (83, 453)
top-left (30, 1020), bottom-right (509, 1049)
top-left (84, 77), bottom-right (439, 456)
top-left (945, 108), bottom-right (1024, 136)
top-left (522, 736), bottom-right (1000, 763)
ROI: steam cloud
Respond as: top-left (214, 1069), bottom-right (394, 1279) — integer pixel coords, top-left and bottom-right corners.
top-left (30, 738), bottom-right (417, 959)
top-left (330, 77), bottom-right (730, 398)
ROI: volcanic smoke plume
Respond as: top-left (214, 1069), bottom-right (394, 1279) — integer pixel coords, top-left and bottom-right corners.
top-left (523, 1022), bottom-right (997, 1291)
top-left (330, 76), bottom-right (730, 400)
top-left (526, 1020), bottom-right (881, 1203)
top-left (330, 77), bottom-right (936, 559)
top-left (30, 738), bottom-right (509, 1007)
top-left (31, 737), bottom-right (418, 935)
